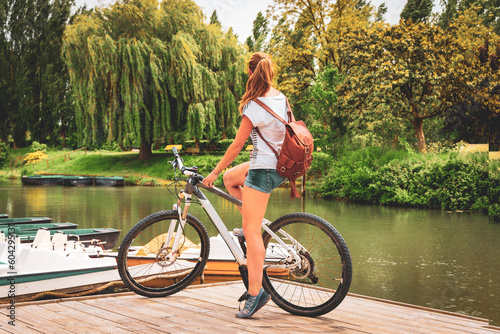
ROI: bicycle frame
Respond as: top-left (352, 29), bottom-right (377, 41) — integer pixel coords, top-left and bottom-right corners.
top-left (169, 149), bottom-right (303, 271)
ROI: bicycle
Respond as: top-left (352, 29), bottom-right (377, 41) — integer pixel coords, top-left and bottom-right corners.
top-left (117, 147), bottom-right (352, 317)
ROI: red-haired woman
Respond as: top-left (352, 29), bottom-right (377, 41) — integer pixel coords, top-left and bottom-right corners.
top-left (202, 52), bottom-right (288, 318)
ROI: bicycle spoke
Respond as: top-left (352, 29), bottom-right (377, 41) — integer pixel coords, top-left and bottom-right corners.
top-left (263, 212), bottom-right (352, 316)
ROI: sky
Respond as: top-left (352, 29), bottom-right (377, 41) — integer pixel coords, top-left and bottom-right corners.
top-left (74, 0), bottom-right (443, 43)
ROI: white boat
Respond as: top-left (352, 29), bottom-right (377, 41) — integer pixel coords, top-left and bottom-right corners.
top-left (115, 234), bottom-right (289, 277)
top-left (0, 229), bottom-right (118, 298)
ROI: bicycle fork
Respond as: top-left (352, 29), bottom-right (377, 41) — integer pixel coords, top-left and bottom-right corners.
top-left (161, 191), bottom-right (191, 263)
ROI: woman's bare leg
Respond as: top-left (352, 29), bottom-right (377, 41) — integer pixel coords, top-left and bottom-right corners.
top-left (223, 162), bottom-right (250, 212)
top-left (242, 185), bottom-right (270, 296)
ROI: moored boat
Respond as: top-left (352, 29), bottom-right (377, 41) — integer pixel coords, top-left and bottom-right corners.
top-left (0, 222), bottom-right (78, 232)
top-left (94, 176), bottom-right (125, 186)
top-left (0, 229), bottom-right (118, 298)
top-left (21, 175), bottom-right (63, 185)
top-left (9, 228), bottom-right (121, 250)
top-left (0, 217), bottom-right (53, 225)
top-left (61, 176), bottom-right (93, 186)
top-left (0, 214), bottom-right (8, 219)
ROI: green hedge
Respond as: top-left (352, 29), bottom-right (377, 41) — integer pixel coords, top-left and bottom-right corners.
top-left (316, 147), bottom-right (498, 220)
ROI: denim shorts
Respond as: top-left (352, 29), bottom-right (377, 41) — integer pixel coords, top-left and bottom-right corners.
top-left (244, 169), bottom-right (287, 194)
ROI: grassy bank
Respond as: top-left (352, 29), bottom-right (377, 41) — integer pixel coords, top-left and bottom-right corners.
top-left (1, 148), bottom-right (249, 187)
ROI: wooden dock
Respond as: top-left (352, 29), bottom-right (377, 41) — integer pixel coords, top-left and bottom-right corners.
top-left (1, 281), bottom-right (498, 333)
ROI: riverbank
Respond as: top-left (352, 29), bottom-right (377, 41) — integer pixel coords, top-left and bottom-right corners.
top-left (2, 146), bottom-right (499, 219)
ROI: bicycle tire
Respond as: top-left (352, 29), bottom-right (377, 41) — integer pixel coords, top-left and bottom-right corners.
top-left (117, 210), bottom-right (210, 298)
top-left (262, 212), bottom-right (352, 317)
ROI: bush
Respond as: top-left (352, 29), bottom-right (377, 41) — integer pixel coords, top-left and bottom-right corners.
top-left (24, 151), bottom-right (48, 165)
top-left (0, 142), bottom-right (10, 168)
top-left (100, 142), bottom-right (121, 152)
top-left (30, 141), bottom-right (47, 153)
top-left (317, 147), bottom-right (494, 217)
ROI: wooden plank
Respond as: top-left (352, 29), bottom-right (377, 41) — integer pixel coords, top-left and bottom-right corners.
top-left (1, 282), bottom-right (498, 334)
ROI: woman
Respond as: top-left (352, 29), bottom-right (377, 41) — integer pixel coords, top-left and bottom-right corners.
top-left (202, 52), bottom-right (288, 318)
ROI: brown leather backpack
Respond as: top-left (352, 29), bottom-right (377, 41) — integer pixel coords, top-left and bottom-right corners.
top-left (253, 98), bottom-right (314, 199)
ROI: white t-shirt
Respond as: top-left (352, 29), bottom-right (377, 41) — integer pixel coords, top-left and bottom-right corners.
top-left (242, 93), bottom-right (288, 170)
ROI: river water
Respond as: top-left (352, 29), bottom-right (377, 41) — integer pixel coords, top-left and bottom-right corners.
top-left (1, 180), bottom-right (499, 325)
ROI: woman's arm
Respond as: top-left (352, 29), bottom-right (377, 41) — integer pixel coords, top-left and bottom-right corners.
top-left (202, 115), bottom-right (253, 187)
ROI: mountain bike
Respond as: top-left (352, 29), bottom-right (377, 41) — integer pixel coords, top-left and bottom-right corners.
top-left (117, 147), bottom-right (352, 317)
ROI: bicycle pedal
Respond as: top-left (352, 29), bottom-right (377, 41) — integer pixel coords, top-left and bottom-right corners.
top-left (233, 228), bottom-right (245, 238)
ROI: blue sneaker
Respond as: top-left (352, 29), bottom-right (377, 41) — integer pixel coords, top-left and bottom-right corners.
top-left (235, 288), bottom-right (271, 318)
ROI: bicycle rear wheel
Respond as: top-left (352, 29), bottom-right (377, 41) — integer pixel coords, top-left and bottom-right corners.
top-left (262, 212), bottom-right (352, 317)
top-left (117, 210), bottom-right (210, 298)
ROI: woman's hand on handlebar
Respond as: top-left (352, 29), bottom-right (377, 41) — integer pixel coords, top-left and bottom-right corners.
top-left (202, 171), bottom-right (219, 188)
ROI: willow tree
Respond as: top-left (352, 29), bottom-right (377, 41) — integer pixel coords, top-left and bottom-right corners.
top-left (64, 0), bottom-right (246, 159)
top-left (337, 10), bottom-right (499, 152)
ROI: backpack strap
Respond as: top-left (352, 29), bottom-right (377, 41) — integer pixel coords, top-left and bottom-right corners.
top-left (254, 127), bottom-right (278, 159)
top-left (252, 98), bottom-right (294, 159)
top-left (252, 98), bottom-right (294, 124)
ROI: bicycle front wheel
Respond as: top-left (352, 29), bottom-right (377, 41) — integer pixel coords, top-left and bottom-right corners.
top-left (262, 212), bottom-right (352, 317)
top-left (117, 210), bottom-right (210, 298)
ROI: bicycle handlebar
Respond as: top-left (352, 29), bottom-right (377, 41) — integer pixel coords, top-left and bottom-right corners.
top-left (171, 146), bottom-right (203, 180)
top-left (171, 146), bottom-right (242, 207)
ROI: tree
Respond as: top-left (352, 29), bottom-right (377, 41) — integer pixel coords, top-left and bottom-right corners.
top-left (444, 36), bottom-right (500, 147)
top-left (400, 0), bottom-right (434, 23)
top-left (268, 0), bottom-right (377, 105)
top-left (245, 11), bottom-right (269, 52)
top-left (64, 0), bottom-right (247, 159)
top-left (337, 11), bottom-right (498, 152)
top-left (439, 0), bottom-right (500, 33)
top-left (209, 10), bottom-right (221, 26)
top-left (0, 0), bottom-right (74, 147)
top-left (375, 3), bottom-right (388, 22)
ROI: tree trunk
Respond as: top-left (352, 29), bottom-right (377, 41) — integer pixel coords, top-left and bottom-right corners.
top-left (413, 116), bottom-right (426, 153)
top-left (139, 141), bottom-right (152, 160)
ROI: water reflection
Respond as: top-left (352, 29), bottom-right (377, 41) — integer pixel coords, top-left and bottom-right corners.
top-left (0, 180), bottom-right (498, 325)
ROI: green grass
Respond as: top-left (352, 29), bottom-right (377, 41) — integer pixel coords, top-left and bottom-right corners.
top-left (1, 149), bottom-right (248, 187)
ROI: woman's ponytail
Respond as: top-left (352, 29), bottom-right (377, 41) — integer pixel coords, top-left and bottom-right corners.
top-left (238, 52), bottom-right (274, 114)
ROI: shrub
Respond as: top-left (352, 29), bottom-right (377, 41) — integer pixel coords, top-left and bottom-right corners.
top-left (23, 151), bottom-right (48, 165)
top-left (30, 141), bottom-right (48, 153)
top-left (317, 147), bottom-right (493, 217)
top-left (100, 142), bottom-right (122, 152)
top-left (0, 142), bottom-right (10, 168)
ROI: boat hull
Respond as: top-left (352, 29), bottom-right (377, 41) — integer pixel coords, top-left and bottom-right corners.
top-left (62, 176), bottom-right (93, 186)
top-left (0, 217), bottom-right (53, 225)
top-left (94, 177), bottom-right (125, 186)
top-left (21, 175), bottom-right (63, 185)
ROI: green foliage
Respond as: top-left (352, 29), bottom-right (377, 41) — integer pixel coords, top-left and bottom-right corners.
top-left (317, 147), bottom-right (496, 218)
top-left (0, 142), bottom-right (9, 168)
top-left (400, 0), bottom-right (434, 23)
top-left (29, 141), bottom-right (48, 153)
top-left (337, 15), bottom-right (499, 152)
top-left (246, 11), bottom-right (269, 52)
top-left (299, 66), bottom-right (345, 151)
top-left (100, 142), bottom-right (122, 152)
top-left (307, 152), bottom-right (334, 179)
top-left (63, 0), bottom-right (247, 159)
top-left (439, 0), bottom-right (500, 33)
top-left (0, 0), bottom-right (74, 147)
